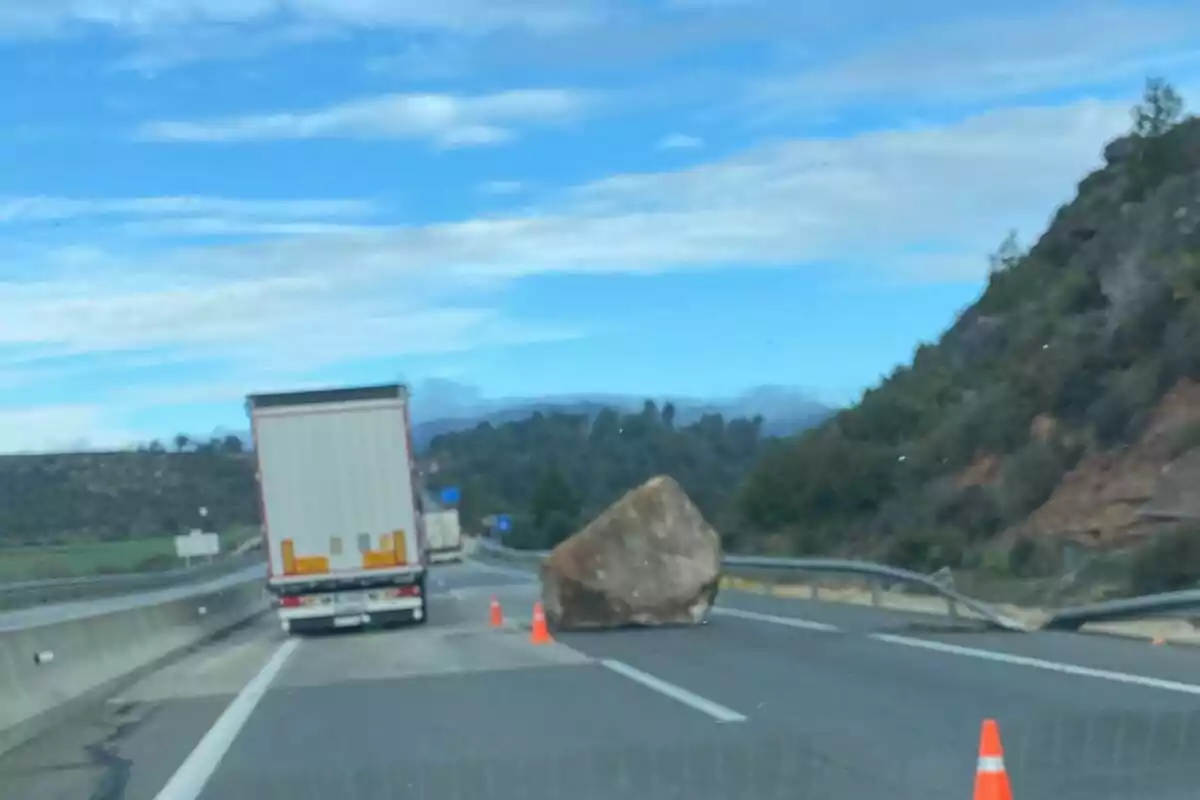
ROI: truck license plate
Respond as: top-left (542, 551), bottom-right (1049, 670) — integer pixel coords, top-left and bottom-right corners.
top-left (336, 592), bottom-right (367, 611)
top-left (334, 615), bottom-right (364, 628)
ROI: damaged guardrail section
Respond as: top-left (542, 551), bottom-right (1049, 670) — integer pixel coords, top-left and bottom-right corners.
top-left (0, 553), bottom-right (266, 612)
top-left (472, 538), bottom-right (1028, 631)
top-left (0, 570), bottom-right (268, 758)
top-left (475, 537), bottom-right (1200, 637)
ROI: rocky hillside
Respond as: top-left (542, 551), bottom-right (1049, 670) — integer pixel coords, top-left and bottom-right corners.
top-left (736, 79), bottom-right (1200, 592)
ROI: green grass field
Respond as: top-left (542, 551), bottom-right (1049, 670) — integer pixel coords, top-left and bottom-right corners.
top-left (0, 527), bottom-right (258, 582)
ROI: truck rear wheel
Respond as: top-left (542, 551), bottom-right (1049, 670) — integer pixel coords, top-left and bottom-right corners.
top-left (415, 574), bottom-right (429, 625)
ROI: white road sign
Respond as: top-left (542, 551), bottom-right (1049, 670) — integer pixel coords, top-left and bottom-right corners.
top-left (175, 529), bottom-right (220, 559)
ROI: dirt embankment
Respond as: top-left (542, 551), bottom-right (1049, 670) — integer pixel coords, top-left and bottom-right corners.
top-left (1020, 379), bottom-right (1200, 546)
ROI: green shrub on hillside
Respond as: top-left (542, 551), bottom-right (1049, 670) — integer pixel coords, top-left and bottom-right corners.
top-left (1129, 526), bottom-right (1200, 594)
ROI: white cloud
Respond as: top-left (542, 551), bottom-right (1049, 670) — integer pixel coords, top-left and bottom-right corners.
top-left (23, 98), bottom-right (1137, 310)
top-left (357, 3), bottom-right (804, 86)
top-left (0, 268), bottom-right (577, 366)
top-left (28, 99), bottom-right (1139, 306)
top-left (365, 41), bottom-right (475, 81)
top-left (136, 89), bottom-right (592, 147)
top-left (545, 99), bottom-right (1130, 278)
top-left (749, 5), bottom-right (1200, 117)
top-left (0, 405), bottom-right (139, 454)
top-left (477, 180), bottom-right (526, 196)
top-left (571, 105), bottom-right (1110, 266)
top-left (0, 0), bottom-right (605, 38)
top-left (657, 132), bottom-right (704, 150)
top-left (119, 217), bottom-right (378, 238)
top-left (1, 94), bottom-right (1139, 449)
top-left (0, 195), bottom-right (377, 224)
top-left (0, 194), bottom-right (384, 246)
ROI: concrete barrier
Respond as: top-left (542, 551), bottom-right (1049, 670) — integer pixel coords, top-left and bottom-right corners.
top-left (0, 575), bottom-right (268, 758)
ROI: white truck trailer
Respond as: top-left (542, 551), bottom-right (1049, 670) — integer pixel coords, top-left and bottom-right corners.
top-left (423, 508), bottom-right (463, 563)
top-left (247, 383), bottom-right (428, 634)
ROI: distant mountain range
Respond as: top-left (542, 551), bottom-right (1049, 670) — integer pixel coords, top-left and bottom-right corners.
top-left (406, 381), bottom-right (834, 449)
top-left (193, 381), bottom-right (833, 453)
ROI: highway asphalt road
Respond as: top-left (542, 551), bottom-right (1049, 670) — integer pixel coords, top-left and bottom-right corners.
top-left (4, 560), bottom-right (1200, 800)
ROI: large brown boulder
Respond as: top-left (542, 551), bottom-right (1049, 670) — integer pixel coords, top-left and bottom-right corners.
top-left (540, 475), bottom-right (722, 630)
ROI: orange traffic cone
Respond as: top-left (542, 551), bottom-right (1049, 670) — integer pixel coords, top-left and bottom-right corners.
top-left (530, 601), bottom-right (552, 645)
top-left (489, 596), bottom-right (503, 628)
top-left (973, 719), bottom-right (1013, 800)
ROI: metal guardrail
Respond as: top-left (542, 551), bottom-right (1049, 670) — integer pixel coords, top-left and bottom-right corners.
top-left (1042, 588), bottom-right (1200, 631)
top-left (0, 553), bottom-right (267, 612)
top-left (472, 538), bottom-right (1028, 632)
top-left (721, 555), bottom-right (1028, 632)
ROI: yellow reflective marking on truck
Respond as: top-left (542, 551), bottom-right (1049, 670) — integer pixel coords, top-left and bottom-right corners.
top-left (393, 529), bottom-right (407, 566)
top-left (282, 539), bottom-right (297, 574)
top-left (362, 550), bottom-right (397, 569)
top-left (293, 556), bottom-right (330, 574)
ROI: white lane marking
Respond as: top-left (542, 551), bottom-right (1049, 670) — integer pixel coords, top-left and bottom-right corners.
top-left (713, 606), bottom-right (839, 632)
top-left (601, 658), bottom-right (747, 723)
top-left (870, 632), bottom-right (1200, 696)
top-left (719, 605), bottom-right (1200, 698)
top-left (153, 638), bottom-right (300, 800)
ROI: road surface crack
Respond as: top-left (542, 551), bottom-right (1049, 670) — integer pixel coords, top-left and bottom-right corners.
top-left (85, 702), bottom-right (156, 800)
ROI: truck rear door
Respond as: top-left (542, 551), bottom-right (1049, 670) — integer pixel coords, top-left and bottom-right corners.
top-left (252, 388), bottom-right (420, 581)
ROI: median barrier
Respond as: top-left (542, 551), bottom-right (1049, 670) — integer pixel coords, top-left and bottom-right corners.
top-left (0, 552), bottom-right (266, 611)
top-left (0, 574), bottom-right (268, 758)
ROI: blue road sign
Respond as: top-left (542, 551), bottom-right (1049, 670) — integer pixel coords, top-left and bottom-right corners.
top-left (440, 486), bottom-right (461, 505)
top-left (496, 514), bottom-right (511, 532)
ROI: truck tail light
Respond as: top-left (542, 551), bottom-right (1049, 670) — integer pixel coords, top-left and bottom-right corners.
top-left (386, 585), bottom-right (420, 598)
top-left (279, 594), bottom-right (330, 608)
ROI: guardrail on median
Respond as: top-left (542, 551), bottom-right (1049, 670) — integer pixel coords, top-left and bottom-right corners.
top-left (471, 538), bottom-right (1028, 632)
top-left (0, 552), bottom-right (266, 612)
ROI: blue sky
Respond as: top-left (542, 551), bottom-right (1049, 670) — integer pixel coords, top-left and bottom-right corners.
top-left (2, 0), bottom-right (1200, 451)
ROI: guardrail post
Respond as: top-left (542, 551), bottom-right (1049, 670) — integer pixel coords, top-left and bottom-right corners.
top-left (947, 598), bottom-right (959, 620)
top-left (869, 581), bottom-right (882, 607)
top-left (809, 582), bottom-right (819, 600)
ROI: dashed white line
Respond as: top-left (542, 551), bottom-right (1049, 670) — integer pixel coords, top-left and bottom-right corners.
top-left (719, 605), bottom-right (1200, 698)
top-left (153, 638), bottom-right (299, 800)
top-left (601, 658), bottom-right (747, 723)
